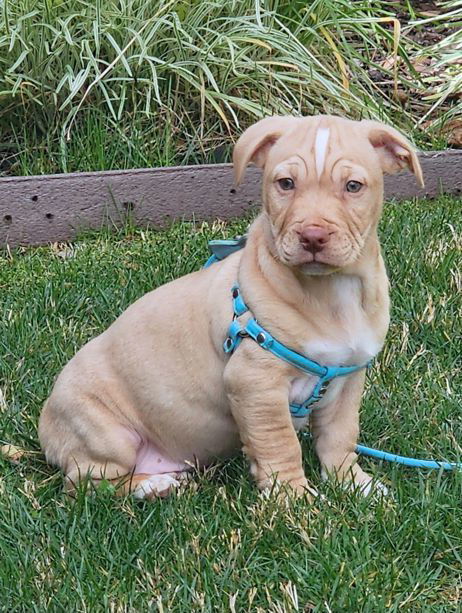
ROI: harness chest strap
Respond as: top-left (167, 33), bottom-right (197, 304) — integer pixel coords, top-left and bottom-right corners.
top-left (223, 284), bottom-right (370, 418)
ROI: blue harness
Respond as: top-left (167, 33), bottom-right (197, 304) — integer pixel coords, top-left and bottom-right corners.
top-left (204, 237), bottom-right (462, 471)
top-left (223, 284), bottom-right (369, 418)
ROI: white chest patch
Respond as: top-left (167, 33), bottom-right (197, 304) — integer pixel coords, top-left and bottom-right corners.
top-left (315, 127), bottom-right (330, 178)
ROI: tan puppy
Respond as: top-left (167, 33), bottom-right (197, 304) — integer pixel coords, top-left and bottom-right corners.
top-left (39, 116), bottom-right (424, 500)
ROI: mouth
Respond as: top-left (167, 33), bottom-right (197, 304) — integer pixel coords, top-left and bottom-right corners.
top-left (299, 260), bottom-right (339, 276)
top-left (287, 248), bottom-right (343, 275)
top-left (276, 241), bottom-right (344, 275)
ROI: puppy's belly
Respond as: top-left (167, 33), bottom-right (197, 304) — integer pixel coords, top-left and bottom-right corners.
top-left (133, 401), bottom-right (242, 470)
top-left (135, 438), bottom-right (190, 474)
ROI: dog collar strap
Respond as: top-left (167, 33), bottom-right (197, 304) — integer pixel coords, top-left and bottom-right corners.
top-left (224, 284), bottom-right (370, 417)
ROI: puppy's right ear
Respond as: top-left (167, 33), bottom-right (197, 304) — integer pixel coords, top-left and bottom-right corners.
top-left (233, 116), bottom-right (301, 185)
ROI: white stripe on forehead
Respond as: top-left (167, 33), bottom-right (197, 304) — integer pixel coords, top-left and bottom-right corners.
top-left (314, 127), bottom-right (330, 179)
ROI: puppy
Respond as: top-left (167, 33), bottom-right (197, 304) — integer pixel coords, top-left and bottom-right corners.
top-left (39, 115), bottom-right (423, 500)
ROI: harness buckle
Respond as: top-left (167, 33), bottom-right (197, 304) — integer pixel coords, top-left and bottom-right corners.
top-left (308, 380), bottom-right (330, 406)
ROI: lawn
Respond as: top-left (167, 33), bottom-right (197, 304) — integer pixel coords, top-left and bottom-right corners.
top-left (1, 195), bottom-right (461, 611)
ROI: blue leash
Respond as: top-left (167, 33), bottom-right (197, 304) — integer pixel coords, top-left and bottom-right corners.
top-left (353, 445), bottom-right (460, 471)
top-left (205, 238), bottom-right (462, 471)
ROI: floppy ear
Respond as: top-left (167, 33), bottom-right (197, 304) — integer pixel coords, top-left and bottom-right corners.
top-left (233, 116), bottom-right (302, 185)
top-left (362, 120), bottom-right (424, 187)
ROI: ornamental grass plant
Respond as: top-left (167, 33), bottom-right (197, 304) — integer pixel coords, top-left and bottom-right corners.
top-left (1, 0), bottom-right (460, 175)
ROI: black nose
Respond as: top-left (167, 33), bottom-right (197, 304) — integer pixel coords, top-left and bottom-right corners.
top-left (299, 226), bottom-right (330, 254)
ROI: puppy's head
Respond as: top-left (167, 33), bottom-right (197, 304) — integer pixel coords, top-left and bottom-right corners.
top-left (234, 115), bottom-right (424, 275)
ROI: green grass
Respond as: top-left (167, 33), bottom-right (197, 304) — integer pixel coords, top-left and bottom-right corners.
top-left (0, 196), bottom-right (461, 611)
top-left (1, 1), bottom-right (461, 176)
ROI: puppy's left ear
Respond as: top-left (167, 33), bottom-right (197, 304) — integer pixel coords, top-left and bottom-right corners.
top-left (363, 120), bottom-right (424, 187)
top-left (233, 116), bottom-right (301, 185)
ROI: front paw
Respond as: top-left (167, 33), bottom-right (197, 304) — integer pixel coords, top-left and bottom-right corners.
top-left (353, 474), bottom-right (389, 497)
top-left (325, 466), bottom-right (389, 498)
top-left (258, 475), bottom-right (318, 501)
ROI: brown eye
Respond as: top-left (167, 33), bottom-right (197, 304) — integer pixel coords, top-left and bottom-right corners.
top-left (278, 178), bottom-right (295, 191)
top-left (346, 180), bottom-right (363, 193)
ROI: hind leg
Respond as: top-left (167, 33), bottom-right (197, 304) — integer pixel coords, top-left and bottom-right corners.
top-left (39, 394), bottom-right (189, 499)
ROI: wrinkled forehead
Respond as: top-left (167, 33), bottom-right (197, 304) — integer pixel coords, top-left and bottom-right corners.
top-left (266, 117), bottom-right (377, 179)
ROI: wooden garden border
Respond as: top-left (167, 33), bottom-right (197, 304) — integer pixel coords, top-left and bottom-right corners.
top-left (1, 150), bottom-right (461, 248)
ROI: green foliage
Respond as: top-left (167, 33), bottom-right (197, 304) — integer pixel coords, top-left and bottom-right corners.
top-left (1, 1), bottom-right (460, 175)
